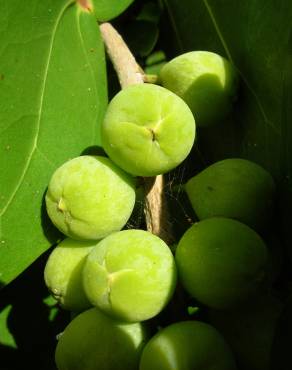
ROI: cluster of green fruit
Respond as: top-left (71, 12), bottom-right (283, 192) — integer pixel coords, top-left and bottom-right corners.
top-left (44, 51), bottom-right (276, 370)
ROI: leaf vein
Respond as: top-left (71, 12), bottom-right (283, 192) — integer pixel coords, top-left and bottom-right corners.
top-left (0, 3), bottom-right (70, 219)
top-left (202, 0), bottom-right (279, 134)
top-left (76, 11), bottom-right (97, 144)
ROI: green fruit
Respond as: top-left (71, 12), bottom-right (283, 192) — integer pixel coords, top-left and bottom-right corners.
top-left (175, 217), bottom-right (268, 309)
top-left (185, 158), bottom-right (275, 231)
top-left (83, 229), bottom-right (177, 322)
top-left (55, 307), bottom-right (149, 370)
top-left (45, 155), bottom-right (136, 240)
top-left (101, 83), bottom-right (196, 176)
top-left (207, 292), bottom-right (284, 370)
top-left (44, 238), bottom-right (96, 312)
top-left (160, 51), bottom-right (239, 127)
top-left (139, 320), bottom-right (237, 370)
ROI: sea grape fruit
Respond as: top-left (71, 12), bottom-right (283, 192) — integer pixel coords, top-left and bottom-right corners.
top-left (185, 158), bottom-right (276, 231)
top-left (83, 229), bottom-right (177, 322)
top-left (207, 292), bottom-right (284, 370)
top-left (55, 307), bottom-right (149, 370)
top-left (160, 50), bottom-right (239, 127)
top-left (45, 155), bottom-right (136, 240)
top-left (175, 217), bottom-right (268, 309)
top-left (139, 320), bottom-right (237, 370)
top-left (101, 83), bottom-right (196, 176)
top-left (44, 238), bottom-right (96, 312)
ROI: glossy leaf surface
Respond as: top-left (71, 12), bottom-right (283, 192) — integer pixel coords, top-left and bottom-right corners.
top-left (92, 0), bottom-right (134, 21)
top-left (0, 0), bottom-right (107, 285)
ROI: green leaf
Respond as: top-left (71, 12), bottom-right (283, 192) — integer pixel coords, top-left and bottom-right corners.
top-left (145, 50), bottom-right (167, 75)
top-left (0, 0), bottom-right (107, 286)
top-left (164, 0), bottom-right (291, 181)
top-left (122, 20), bottom-right (159, 57)
top-left (91, 0), bottom-right (134, 21)
top-left (0, 305), bottom-right (16, 348)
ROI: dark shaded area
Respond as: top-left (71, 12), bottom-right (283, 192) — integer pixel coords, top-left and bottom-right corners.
top-left (271, 293), bottom-right (292, 370)
top-left (80, 145), bottom-right (107, 157)
top-left (0, 250), bottom-right (70, 370)
top-left (41, 187), bottom-right (63, 244)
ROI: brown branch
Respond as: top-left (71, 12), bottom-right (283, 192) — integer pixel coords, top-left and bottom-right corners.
top-left (100, 22), bottom-right (175, 245)
top-left (100, 23), bottom-right (145, 87)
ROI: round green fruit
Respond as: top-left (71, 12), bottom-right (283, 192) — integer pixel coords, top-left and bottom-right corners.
top-left (185, 158), bottom-right (275, 231)
top-left (83, 229), bottom-right (177, 322)
top-left (45, 155), bottom-right (136, 240)
top-left (44, 238), bottom-right (96, 312)
top-left (55, 307), bottom-right (149, 370)
top-left (175, 217), bottom-right (268, 309)
top-left (101, 83), bottom-right (196, 176)
top-left (139, 320), bottom-right (237, 370)
top-left (160, 50), bottom-right (239, 127)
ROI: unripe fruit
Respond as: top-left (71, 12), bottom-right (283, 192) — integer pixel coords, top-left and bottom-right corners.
top-left (55, 307), bottom-right (149, 370)
top-left (175, 217), bottom-right (268, 309)
top-left (139, 320), bottom-right (237, 370)
top-left (45, 155), bottom-right (136, 240)
top-left (101, 83), bottom-right (196, 176)
top-left (160, 51), bottom-right (239, 127)
top-left (44, 238), bottom-right (96, 312)
top-left (83, 229), bottom-right (177, 322)
top-left (185, 158), bottom-right (275, 231)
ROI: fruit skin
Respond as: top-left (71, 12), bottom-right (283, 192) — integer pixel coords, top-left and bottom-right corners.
top-left (44, 238), bottom-right (96, 312)
top-left (175, 217), bottom-right (268, 309)
top-left (101, 83), bottom-right (196, 176)
top-left (139, 320), bottom-right (237, 370)
top-left (55, 307), bottom-right (149, 370)
top-left (45, 155), bottom-right (136, 240)
top-left (83, 229), bottom-right (177, 322)
top-left (185, 158), bottom-right (275, 231)
top-left (160, 50), bottom-right (239, 127)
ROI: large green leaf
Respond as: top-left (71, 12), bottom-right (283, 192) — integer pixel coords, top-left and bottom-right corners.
top-left (0, 0), bottom-right (107, 285)
top-left (164, 0), bottom-right (291, 174)
top-left (164, 0), bottom-right (292, 237)
top-left (91, 0), bottom-right (134, 21)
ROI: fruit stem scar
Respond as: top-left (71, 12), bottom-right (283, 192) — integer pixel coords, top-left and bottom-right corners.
top-left (58, 198), bottom-right (67, 212)
top-left (149, 128), bottom-right (156, 141)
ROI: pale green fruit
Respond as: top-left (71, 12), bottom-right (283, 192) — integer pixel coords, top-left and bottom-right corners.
top-left (45, 155), bottom-right (136, 240)
top-left (175, 217), bottom-right (268, 309)
top-left (139, 320), bottom-right (237, 370)
top-left (55, 307), bottom-right (149, 370)
top-left (101, 83), bottom-right (196, 176)
top-left (44, 238), bottom-right (96, 312)
top-left (83, 229), bottom-right (177, 322)
top-left (185, 158), bottom-right (275, 231)
top-left (207, 292), bottom-right (284, 370)
top-left (160, 51), bottom-right (239, 127)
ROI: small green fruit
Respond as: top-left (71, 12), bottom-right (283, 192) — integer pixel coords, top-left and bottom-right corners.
top-left (160, 50), bottom-right (239, 127)
top-left (185, 158), bottom-right (275, 231)
top-left (83, 229), bottom-right (177, 322)
top-left (101, 83), bottom-right (196, 176)
top-left (175, 217), bottom-right (268, 309)
top-left (45, 155), bottom-right (136, 240)
top-left (139, 320), bottom-right (237, 370)
top-left (55, 307), bottom-right (149, 370)
top-left (44, 238), bottom-right (96, 312)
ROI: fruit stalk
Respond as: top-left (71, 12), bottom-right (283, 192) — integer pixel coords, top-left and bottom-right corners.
top-left (100, 22), bottom-right (174, 245)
